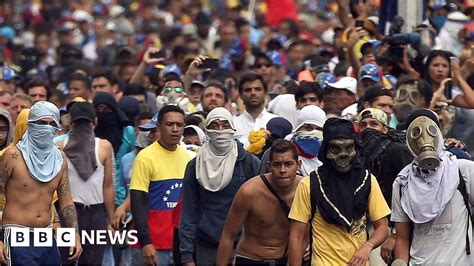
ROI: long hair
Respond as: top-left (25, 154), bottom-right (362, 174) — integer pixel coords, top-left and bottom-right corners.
top-left (422, 50), bottom-right (453, 85)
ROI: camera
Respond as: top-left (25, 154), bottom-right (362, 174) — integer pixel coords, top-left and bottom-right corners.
top-left (385, 32), bottom-right (421, 46)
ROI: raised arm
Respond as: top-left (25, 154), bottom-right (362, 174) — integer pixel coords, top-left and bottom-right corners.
top-left (129, 47), bottom-right (164, 85)
top-left (216, 186), bottom-right (251, 266)
top-left (56, 158), bottom-right (83, 261)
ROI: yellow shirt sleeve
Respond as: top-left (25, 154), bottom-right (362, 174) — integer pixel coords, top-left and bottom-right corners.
top-left (289, 177), bottom-right (311, 224)
top-left (367, 175), bottom-right (391, 221)
top-left (130, 153), bottom-right (152, 193)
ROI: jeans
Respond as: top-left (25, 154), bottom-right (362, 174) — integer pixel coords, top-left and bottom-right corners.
top-left (130, 248), bottom-right (173, 266)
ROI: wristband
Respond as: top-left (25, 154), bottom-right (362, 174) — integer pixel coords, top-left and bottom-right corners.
top-left (365, 241), bottom-right (374, 249)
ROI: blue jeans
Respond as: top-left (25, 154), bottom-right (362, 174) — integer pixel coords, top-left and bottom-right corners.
top-left (8, 231), bottom-right (61, 265)
top-left (130, 248), bottom-right (173, 266)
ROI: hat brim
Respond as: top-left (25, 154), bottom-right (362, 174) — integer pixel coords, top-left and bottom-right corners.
top-left (139, 124), bottom-right (157, 131)
top-left (359, 75), bottom-right (380, 82)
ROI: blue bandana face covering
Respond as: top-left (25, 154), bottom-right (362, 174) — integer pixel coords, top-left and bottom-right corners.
top-left (17, 101), bottom-right (63, 183)
top-left (292, 130), bottom-right (323, 158)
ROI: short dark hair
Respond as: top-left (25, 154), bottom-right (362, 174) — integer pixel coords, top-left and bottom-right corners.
top-left (92, 69), bottom-right (119, 86)
top-left (184, 126), bottom-right (199, 137)
top-left (295, 81), bottom-right (322, 103)
top-left (124, 83), bottom-right (147, 100)
top-left (135, 111), bottom-right (154, 127)
top-left (269, 139), bottom-right (298, 161)
top-left (363, 85), bottom-right (393, 105)
top-left (238, 72), bottom-right (267, 94)
top-left (25, 76), bottom-right (51, 98)
top-left (158, 104), bottom-right (185, 123)
top-left (202, 81), bottom-right (229, 102)
top-left (69, 73), bottom-right (91, 91)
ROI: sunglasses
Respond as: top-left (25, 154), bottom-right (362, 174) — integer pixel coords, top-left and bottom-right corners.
top-left (163, 86), bottom-right (183, 93)
top-left (254, 63), bottom-right (272, 69)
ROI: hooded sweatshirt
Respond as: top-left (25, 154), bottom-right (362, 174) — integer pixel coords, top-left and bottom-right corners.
top-left (0, 108), bottom-right (13, 151)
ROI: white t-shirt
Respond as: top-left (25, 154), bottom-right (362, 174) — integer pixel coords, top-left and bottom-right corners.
top-left (391, 159), bottom-right (474, 266)
top-left (234, 109), bottom-right (277, 148)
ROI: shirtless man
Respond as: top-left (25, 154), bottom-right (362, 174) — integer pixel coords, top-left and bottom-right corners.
top-left (0, 101), bottom-right (82, 265)
top-left (216, 139), bottom-right (302, 265)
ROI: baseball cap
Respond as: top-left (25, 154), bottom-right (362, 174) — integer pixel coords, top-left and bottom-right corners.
top-left (162, 64), bottom-right (182, 77)
top-left (316, 72), bottom-right (336, 90)
top-left (359, 64), bottom-right (381, 82)
top-left (66, 97), bottom-right (87, 112)
top-left (327, 77), bottom-right (357, 95)
top-left (266, 51), bottom-right (282, 66)
top-left (0, 66), bottom-right (17, 81)
top-left (191, 80), bottom-right (205, 88)
top-left (360, 40), bottom-right (381, 55)
top-left (358, 108), bottom-right (388, 126)
top-left (266, 117), bottom-right (292, 139)
top-left (69, 102), bottom-right (96, 122)
top-left (396, 108), bottom-right (440, 130)
top-left (139, 113), bottom-right (159, 131)
top-left (0, 26), bottom-right (15, 40)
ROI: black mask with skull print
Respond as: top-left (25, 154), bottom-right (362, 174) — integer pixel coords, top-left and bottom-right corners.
top-left (312, 118), bottom-right (371, 232)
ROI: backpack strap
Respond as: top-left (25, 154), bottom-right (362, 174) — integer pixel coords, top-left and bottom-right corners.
top-left (307, 171), bottom-right (319, 263)
top-left (457, 169), bottom-right (472, 255)
top-left (259, 174), bottom-right (291, 219)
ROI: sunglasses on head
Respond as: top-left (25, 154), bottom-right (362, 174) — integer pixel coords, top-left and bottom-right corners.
top-left (163, 86), bottom-right (183, 93)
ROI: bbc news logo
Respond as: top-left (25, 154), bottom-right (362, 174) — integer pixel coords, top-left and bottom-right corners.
top-left (9, 228), bottom-right (138, 247)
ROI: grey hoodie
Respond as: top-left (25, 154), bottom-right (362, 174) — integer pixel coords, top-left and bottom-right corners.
top-left (0, 108), bottom-right (13, 150)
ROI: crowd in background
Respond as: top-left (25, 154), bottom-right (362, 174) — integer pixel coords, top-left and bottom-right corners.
top-left (0, 0), bottom-right (474, 265)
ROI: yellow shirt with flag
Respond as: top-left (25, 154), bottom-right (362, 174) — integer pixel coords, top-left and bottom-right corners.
top-left (130, 141), bottom-right (190, 249)
top-left (289, 175), bottom-right (390, 265)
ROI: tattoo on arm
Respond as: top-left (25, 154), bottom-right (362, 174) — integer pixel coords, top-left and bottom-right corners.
top-left (0, 152), bottom-right (12, 195)
top-left (60, 205), bottom-right (79, 231)
top-left (57, 170), bottom-right (70, 197)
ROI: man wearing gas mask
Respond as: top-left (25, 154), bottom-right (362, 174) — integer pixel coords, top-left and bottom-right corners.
top-left (391, 109), bottom-right (474, 265)
top-left (289, 118), bottom-right (390, 265)
top-left (156, 73), bottom-right (191, 113)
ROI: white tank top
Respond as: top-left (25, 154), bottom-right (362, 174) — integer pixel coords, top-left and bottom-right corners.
top-left (65, 137), bottom-right (105, 205)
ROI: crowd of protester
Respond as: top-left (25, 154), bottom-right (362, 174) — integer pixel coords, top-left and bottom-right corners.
top-left (0, 0), bottom-right (474, 265)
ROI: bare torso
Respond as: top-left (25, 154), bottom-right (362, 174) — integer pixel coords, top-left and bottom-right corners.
top-left (1, 147), bottom-right (63, 227)
top-left (236, 174), bottom-right (302, 260)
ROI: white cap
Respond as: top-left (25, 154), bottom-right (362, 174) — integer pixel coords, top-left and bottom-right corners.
top-left (72, 10), bottom-right (93, 23)
top-left (105, 21), bottom-right (116, 31)
top-left (447, 11), bottom-right (469, 22)
top-left (293, 105), bottom-right (326, 132)
top-left (327, 77), bottom-right (357, 95)
top-left (109, 5), bottom-right (125, 18)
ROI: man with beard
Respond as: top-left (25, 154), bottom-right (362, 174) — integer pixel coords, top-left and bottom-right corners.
top-left (93, 92), bottom-right (135, 207)
top-left (392, 109), bottom-right (474, 265)
top-left (179, 107), bottom-right (260, 266)
top-left (288, 118), bottom-right (390, 265)
top-left (358, 108), bottom-right (413, 264)
top-left (234, 72), bottom-right (277, 148)
top-left (216, 140), bottom-right (302, 265)
top-left (201, 82), bottom-right (228, 113)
